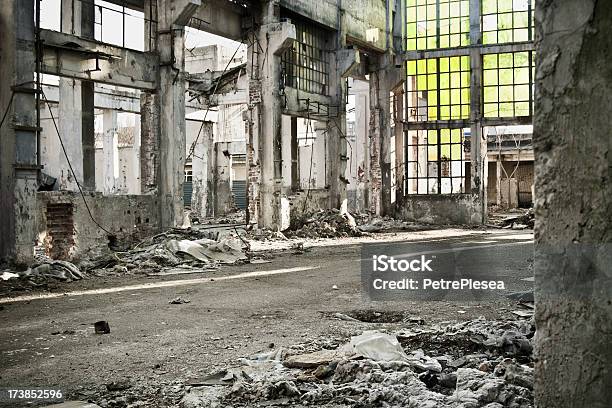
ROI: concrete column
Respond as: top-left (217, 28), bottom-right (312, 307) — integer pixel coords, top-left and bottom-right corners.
top-left (57, 0), bottom-right (95, 191)
top-left (191, 121), bottom-right (214, 219)
top-left (140, 92), bottom-right (160, 194)
top-left (350, 80), bottom-right (370, 212)
top-left (393, 86), bottom-right (405, 199)
top-left (214, 142), bottom-right (234, 216)
top-left (534, 1), bottom-right (612, 407)
top-left (369, 56), bottom-right (401, 217)
top-left (81, 0), bottom-right (95, 190)
top-left (102, 109), bottom-right (117, 194)
top-left (251, 2), bottom-right (295, 230)
top-left (155, 0), bottom-right (200, 228)
top-left (290, 116), bottom-right (299, 191)
top-left (326, 61), bottom-right (348, 209)
top-left (140, 0), bottom-right (159, 196)
top-left (281, 115), bottom-right (292, 191)
top-left (0, 0), bottom-right (38, 264)
top-left (57, 79), bottom-right (84, 190)
top-left (469, 0), bottom-right (486, 222)
top-left (313, 123), bottom-right (328, 189)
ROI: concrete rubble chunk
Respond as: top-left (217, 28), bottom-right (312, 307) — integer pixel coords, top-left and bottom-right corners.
top-left (283, 349), bottom-right (344, 368)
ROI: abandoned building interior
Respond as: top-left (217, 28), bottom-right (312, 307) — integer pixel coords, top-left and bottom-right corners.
top-left (1, 0), bottom-right (610, 407)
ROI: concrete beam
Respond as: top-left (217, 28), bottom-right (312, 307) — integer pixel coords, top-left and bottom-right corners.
top-left (336, 48), bottom-right (361, 78)
top-left (188, 0), bottom-right (243, 41)
top-left (40, 29), bottom-right (159, 90)
top-left (172, 0), bottom-right (201, 26)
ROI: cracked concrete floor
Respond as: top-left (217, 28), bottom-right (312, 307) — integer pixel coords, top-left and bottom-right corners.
top-left (0, 229), bottom-right (533, 407)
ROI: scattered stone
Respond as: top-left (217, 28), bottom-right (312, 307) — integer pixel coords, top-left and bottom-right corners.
top-left (94, 321), bottom-right (111, 334)
top-left (169, 297), bottom-right (191, 304)
top-left (106, 379), bottom-right (132, 391)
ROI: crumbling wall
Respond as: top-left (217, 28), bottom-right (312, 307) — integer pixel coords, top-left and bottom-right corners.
top-left (36, 192), bottom-right (159, 261)
top-left (394, 194), bottom-right (481, 225)
top-left (534, 1), bottom-right (612, 406)
top-left (289, 189), bottom-right (329, 224)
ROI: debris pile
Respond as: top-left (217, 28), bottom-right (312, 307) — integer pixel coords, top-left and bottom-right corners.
top-left (181, 317), bottom-right (535, 407)
top-left (0, 259), bottom-right (84, 295)
top-left (85, 228), bottom-right (249, 276)
top-left (285, 209), bottom-right (362, 239)
top-left (489, 209), bottom-right (535, 230)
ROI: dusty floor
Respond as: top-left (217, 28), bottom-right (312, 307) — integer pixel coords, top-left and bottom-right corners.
top-left (0, 229), bottom-right (534, 407)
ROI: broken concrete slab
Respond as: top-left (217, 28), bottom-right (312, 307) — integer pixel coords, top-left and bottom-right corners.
top-left (283, 349), bottom-right (344, 368)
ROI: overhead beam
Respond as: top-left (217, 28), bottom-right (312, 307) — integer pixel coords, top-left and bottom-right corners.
top-left (188, 0), bottom-right (244, 41)
top-left (40, 29), bottom-right (158, 90)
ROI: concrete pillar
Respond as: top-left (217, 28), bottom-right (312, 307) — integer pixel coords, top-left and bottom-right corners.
top-left (280, 115), bottom-right (291, 190)
top-left (140, 0), bottom-right (159, 196)
top-left (0, 0), bottom-right (38, 264)
top-left (534, 1), bottom-right (612, 406)
top-left (154, 0), bottom-right (200, 228)
top-left (191, 121), bottom-right (214, 219)
top-left (249, 1), bottom-right (295, 230)
top-left (326, 57), bottom-right (348, 210)
top-left (313, 123), bottom-right (328, 189)
top-left (369, 56), bottom-right (401, 217)
top-left (57, 0), bottom-right (95, 191)
top-left (102, 109), bottom-right (117, 194)
top-left (393, 86), bottom-right (405, 199)
top-left (350, 80), bottom-right (370, 212)
top-left (140, 92), bottom-right (160, 194)
top-left (214, 142), bottom-right (234, 216)
top-left (469, 0), bottom-right (486, 222)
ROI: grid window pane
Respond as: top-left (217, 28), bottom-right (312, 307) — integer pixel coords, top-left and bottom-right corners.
top-left (406, 128), bottom-right (467, 194)
top-left (407, 56), bottom-right (470, 122)
top-left (406, 0), bottom-right (470, 50)
top-left (482, 0), bottom-right (535, 44)
top-left (280, 17), bottom-right (330, 95)
top-left (482, 51), bottom-right (534, 118)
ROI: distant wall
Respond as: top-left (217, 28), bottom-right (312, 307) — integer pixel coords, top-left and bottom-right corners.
top-left (394, 194), bottom-right (481, 225)
top-left (36, 191), bottom-right (159, 261)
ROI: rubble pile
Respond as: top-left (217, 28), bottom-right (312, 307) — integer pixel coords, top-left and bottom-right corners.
top-left (85, 228), bottom-right (249, 276)
top-left (0, 259), bottom-right (85, 295)
top-left (181, 317), bottom-right (535, 408)
top-left (489, 209), bottom-right (535, 230)
top-left (285, 209), bottom-right (363, 239)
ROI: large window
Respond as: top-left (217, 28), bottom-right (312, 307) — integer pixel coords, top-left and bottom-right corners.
top-left (407, 56), bottom-right (470, 121)
top-left (405, 0), bottom-right (534, 195)
top-left (281, 17), bottom-right (331, 95)
top-left (406, 0), bottom-right (470, 51)
top-left (483, 51), bottom-right (534, 118)
top-left (406, 128), bottom-right (466, 194)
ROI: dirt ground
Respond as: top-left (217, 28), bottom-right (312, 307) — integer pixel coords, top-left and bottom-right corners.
top-left (0, 228), bottom-right (534, 407)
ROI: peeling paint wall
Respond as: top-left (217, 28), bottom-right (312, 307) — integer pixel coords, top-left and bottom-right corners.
top-left (534, 1), bottom-right (612, 406)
